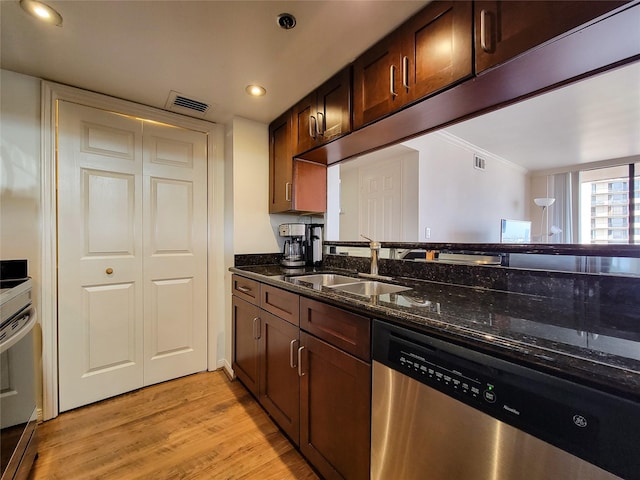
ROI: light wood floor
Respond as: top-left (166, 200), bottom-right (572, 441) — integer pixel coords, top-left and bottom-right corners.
top-left (29, 370), bottom-right (319, 480)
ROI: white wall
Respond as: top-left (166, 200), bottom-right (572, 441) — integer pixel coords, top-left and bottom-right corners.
top-left (404, 131), bottom-right (529, 243)
top-left (229, 117), bottom-right (291, 254)
top-left (1, 69), bottom-right (43, 410)
top-left (0, 69), bottom-right (41, 309)
top-left (223, 116), bottom-right (296, 369)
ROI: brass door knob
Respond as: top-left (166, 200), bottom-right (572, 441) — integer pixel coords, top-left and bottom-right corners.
top-left (106, 268), bottom-right (114, 275)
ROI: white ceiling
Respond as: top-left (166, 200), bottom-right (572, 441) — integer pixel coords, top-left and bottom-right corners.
top-left (0, 0), bottom-right (428, 125)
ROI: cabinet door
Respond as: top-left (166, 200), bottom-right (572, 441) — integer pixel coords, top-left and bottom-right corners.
top-left (353, 32), bottom-right (403, 129)
top-left (259, 310), bottom-right (300, 445)
top-left (317, 67), bottom-right (352, 144)
top-left (403, 1), bottom-right (472, 102)
top-left (292, 91), bottom-right (320, 156)
top-left (475, 1), bottom-right (626, 73)
top-left (269, 110), bottom-right (293, 213)
top-left (299, 332), bottom-right (371, 480)
top-left (292, 159), bottom-right (327, 214)
top-left (232, 296), bottom-right (260, 396)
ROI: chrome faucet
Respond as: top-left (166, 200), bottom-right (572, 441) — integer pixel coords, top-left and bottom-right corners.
top-left (361, 234), bottom-right (381, 276)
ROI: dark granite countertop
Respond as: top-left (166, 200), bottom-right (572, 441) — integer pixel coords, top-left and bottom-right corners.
top-left (230, 264), bottom-right (640, 402)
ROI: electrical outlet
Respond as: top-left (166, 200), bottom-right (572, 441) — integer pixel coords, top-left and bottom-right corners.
top-left (425, 227), bottom-right (431, 239)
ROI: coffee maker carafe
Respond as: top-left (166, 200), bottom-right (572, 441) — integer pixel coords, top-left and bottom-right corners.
top-left (279, 223), bottom-right (306, 268)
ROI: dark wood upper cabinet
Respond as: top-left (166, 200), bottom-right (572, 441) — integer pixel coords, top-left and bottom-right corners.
top-left (475, 1), bottom-right (628, 73)
top-left (353, 1), bottom-right (472, 129)
top-left (292, 67), bottom-right (352, 156)
top-left (352, 31), bottom-right (403, 129)
top-left (269, 111), bottom-right (327, 214)
top-left (269, 110), bottom-right (293, 213)
top-left (403, 1), bottom-right (472, 101)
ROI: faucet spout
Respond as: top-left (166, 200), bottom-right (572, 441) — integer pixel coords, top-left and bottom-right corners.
top-left (361, 234), bottom-right (381, 276)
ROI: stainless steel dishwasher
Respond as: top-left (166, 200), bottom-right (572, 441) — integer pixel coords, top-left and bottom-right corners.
top-left (371, 320), bottom-right (640, 480)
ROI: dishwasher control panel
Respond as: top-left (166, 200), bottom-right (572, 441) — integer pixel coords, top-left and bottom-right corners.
top-left (391, 339), bottom-right (497, 404)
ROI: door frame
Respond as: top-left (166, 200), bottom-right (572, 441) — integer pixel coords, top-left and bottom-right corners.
top-left (41, 81), bottom-right (226, 420)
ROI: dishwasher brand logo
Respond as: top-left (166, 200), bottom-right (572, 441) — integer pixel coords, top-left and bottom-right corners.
top-left (503, 405), bottom-right (520, 416)
top-left (573, 415), bottom-right (588, 428)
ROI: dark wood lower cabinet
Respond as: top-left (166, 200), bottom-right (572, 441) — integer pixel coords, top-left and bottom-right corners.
top-left (232, 296), bottom-right (260, 397)
top-left (299, 332), bottom-right (371, 480)
top-left (233, 279), bottom-right (372, 480)
top-left (259, 310), bottom-right (300, 445)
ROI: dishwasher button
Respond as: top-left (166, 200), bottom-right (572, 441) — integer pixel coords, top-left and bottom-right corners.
top-left (483, 390), bottom-right (497, 403)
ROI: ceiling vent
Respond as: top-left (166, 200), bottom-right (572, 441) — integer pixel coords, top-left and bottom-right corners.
top-left (473, 154), bottom-right (486, 171)
top-left (165, 91), bottom-right (211, 118)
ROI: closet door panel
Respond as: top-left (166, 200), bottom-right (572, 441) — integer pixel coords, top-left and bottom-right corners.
top-left (57, 101), bottom-right (144, 412)
top-left (142, 123), bottom-right (208, 385)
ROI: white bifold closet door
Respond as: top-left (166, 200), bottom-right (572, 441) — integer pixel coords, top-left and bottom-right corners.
top-left (57, 101), bottom-right (207, 412)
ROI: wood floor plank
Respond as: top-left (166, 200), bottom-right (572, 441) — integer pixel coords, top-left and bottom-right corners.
top-left (28, 371), bottom-right (319, 480)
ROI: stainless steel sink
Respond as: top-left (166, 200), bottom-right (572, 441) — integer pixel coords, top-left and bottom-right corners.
top-left (329, 281), bottom-right (411, 297)
top-left (289, 273), bottom-right (361, 288)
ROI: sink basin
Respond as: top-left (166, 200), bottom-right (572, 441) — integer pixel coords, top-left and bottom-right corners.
top-left (329, 281), bottom-right (411, 297)
top-left (289, 274), bottom-right (361, 288)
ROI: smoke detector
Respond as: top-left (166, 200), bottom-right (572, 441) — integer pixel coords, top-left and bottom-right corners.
top-left (277, 13), bottom-right (296, 30)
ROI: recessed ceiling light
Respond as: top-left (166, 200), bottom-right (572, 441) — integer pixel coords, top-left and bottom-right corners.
top-left (20, 0), bottom-right (63, 26)
top-left (246, 85), bottom-right (266, 97)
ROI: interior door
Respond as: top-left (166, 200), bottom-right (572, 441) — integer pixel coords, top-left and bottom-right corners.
top-left (57, 101), bottom-right (144, 411)
top-left (141, 122), bottom-right (208, 385)
top-left (57, 101), bottom-right (208, 411)
top-left (359, 160), bottom-right (403, 241)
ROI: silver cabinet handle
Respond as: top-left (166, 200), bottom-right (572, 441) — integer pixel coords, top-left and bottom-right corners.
top-left (285, 182), bottom-right (291, 201)
top-left (290, 339), bottom-right (298, 368)
top-left (252, 317), bottom-right (261, 340)
top-left (297, 346), bottom-right (305, 377)
top-left (309, 115), bottom-right (318, 139)
top-left (480, 9), bottom-right (490, 52)
top-left (389, 65), bottom-right (398, 97)
top-left (402, 56), bottom-right (409, 89)
top-left (317, 111), bottom-right (324, 136)
top-left (237, 285), bottom-right (251, 293)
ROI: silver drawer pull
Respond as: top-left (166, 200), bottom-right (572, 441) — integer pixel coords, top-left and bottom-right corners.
top-left (402, 56), bottom-right (409, 89)
top-left (297, 346), bottom-right (305, 377)
top-left (389, 65), bottom-right (398, 97)
top-left (290, 339), bottom-right (298, 368)
top-left (252, 317), bottom-right (261, 340)
top-left (237, 286), bottom-right (251, 293)
top-left (480, 9), bottom-right (490, 52)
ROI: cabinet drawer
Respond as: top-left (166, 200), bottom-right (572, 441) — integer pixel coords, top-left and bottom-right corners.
top-left (261, 284), bottom-right (300, 326)
top-left (232, 275), bottom-right (261, 304)
top-left (300, 297), bottom-right (371, 361)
